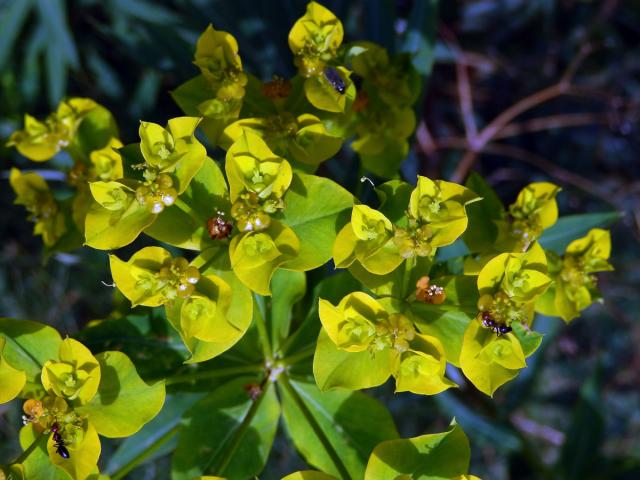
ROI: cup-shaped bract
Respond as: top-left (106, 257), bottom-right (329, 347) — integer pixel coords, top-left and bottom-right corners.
top-left (536, 228), bottom-right (613, 322)
top-left (225, 130), bottom-right (293, 202)
top-left (9, 169), bottom-right (66, 247)
top-left (408, 176), bottom-right (481, 248)
top-left (288, 1), bottom-right (344, 77)
top-left (0, 337), bottom-right (26, 404)
top-left (41, 338), bottom-right (101, 405)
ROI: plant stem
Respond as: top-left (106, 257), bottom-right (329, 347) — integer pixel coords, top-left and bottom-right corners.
top-left (12, 431), bottom-right (46, 465)
top-left (401, 256), bottom-right (417, 298)
top-left (278, 375), bottom-right (352, 480)
top-left (165, 364), bottom-right (265, 386)
top-left (111, 424), bottom-right (180, 480)
top-left (174, 196), bottom-right (205, 225)
top-left (209, 381), bottom-right (272, 475)
top-left (282, 346), bottom-right (315, 365)
top-left (253, 293), bottom-right (273, 360)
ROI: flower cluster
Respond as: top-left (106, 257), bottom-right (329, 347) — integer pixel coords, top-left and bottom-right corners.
top-left (0, 319), bottom-right (164, 479)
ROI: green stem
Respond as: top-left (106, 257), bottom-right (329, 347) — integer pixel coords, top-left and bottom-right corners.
top-left (165, 364), bottom-right (264, 386)
top-left (111, 424), bottom-right (180, 480)
top-left (278, 375), bottom-right (352, 480)
top-left (253, 293), bottom-right (273, 360)
top-left (12, 431), bottom-right (46, 465)
top-left (174, 196), bottom-right (206, 224)
top-left (401, 256), bottom-right (417, 298)
top-left (282, 346), bottom-right (315, 366)
top-left (209, 381), bottom-right (272, 475)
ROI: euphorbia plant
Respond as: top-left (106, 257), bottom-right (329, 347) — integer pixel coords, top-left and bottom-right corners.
top-left (3, 2), bottom-right (617, 479)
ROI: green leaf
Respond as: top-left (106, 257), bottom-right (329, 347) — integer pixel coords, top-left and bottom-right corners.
top-left (558, 370), bottom-right (605, 480)
top-left (72, 105), bottom-right (119, 160)
top-left (462, 173), bottom-right (503, 253)
top-left (364, 422), bottom-right (470, 479)
top-left (78, 351), bottom-right (166, 438)
top-left (279, 377), bottom-right (398, 480)
top-left (75, 311), bottom-right (185, 380)
top-left (172, 377), bottom-right (280, 480)
top-left (0, 318), bottom-right (62, 394)
top-left (270, 269), bottom-right (306, 352)
top-left (279, 172), bottom-right (354, 271)
top-left (282, 472), bottom-right (337, 480)
top-left (0, 337), bottom-right (27, 403)
top-left (538, 212), bottom-right (621, 253)
top-left (313, 329), bottom-right (393, 391)
top-left (375, 180), bottom-right (413, 225)
top-left (410, 306), bottom-right (472, 368)
top-left (144, 157), bottom-right (230, 250)
top-left (171, 75), bottom-right (212, 117)
top-left (104, 393), bottom-right (203, 476)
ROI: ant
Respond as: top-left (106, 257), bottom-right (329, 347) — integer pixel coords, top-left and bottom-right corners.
top-left (480, 311), bottom-right (512, 337)
top-left (50, 422), bottom-right (70, 459)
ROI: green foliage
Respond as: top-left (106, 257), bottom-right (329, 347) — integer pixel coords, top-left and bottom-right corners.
top-left (2, 1), bottom-right (621, 479)
top-left (0, 318), bottom-right (165, 480)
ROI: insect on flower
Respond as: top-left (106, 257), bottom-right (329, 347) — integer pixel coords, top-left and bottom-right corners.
top-left (207, 212), bottom-right (233, 240)
top-left (51, 422), bottom-right (70, 459)
top-left (480, 311), bottom-right (512, 337)
top-left (323, 67), bottom-right (346, 94)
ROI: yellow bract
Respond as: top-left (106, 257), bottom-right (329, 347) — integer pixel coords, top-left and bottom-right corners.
top-left (536, 228), bottom-right (613, 322)
top-left (7, 98), bottom-right (98, 162)
top-left (225, 130), bottom-right (293, 202)
top-left (9, 168), bottom-right (66, 247)
top-left (288, 1), bottom-right (343, 77)
top-left (0, 337), bottom-right (26, 404)
top-left (459, 320), bottom-right (525, 397)
top-left (41, 338), bottom-right (101, 405)
top-left (89, 137), bottom-right (124, 181)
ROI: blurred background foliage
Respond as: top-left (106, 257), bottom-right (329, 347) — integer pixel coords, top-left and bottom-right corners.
top-left (0, 0), bottom-right (639, 479)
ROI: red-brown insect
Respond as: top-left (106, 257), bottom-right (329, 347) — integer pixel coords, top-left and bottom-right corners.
top-left (206, 213), bottom-right (233, 240)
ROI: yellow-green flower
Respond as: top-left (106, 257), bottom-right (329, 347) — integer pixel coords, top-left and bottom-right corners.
top-left (7, 98), bottom-right (98, 162)
top-left (318, 292), bottom-right (454, 395)
top-left (536, 228), bottom-right (613, 322)
top-left (41, 338), bottom-right (101, 404)
top-left (288, 1), bottom-right (344, 78)
top-left (9, 169), bottom-right (66, 247)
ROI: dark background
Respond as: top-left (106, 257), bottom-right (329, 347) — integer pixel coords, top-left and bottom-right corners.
top-left (0, 1), bottom-right (638, 479)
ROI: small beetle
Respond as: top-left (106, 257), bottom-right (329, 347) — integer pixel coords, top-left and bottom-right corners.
top-left (323, 67), bottom-right (346, 94)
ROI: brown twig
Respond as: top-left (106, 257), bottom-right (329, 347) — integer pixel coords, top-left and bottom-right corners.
top-left (456, 58), bottom-right (478, 142)
top-left (494, 112), bottom-right (613, 139)
top-left (415, 120), bottom-right (441, 177)
top-left (478, 143), bottom-right (617, 207)
top-left (447, 44), bottom-right (594, 183)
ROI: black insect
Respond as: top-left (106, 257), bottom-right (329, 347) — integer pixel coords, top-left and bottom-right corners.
top-left (480, 311), bottom-right (512, 337)
top-left (51, 423), bottom-right (70, 459)
top-left (323, 67), bottom-right (346, 94)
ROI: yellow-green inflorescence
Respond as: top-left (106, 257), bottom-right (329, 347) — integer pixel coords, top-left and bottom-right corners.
top-left (536, 228), bottom-right (613, 322)
top-left (318, 292), bottom-right (455, 396)
top-left (334, 176), bottom-right (480, 275)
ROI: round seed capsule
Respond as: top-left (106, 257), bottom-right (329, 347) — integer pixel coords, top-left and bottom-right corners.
top-left (157, 174), bottom-right (174, 189)
top-left (177, 282), bottom-right (195, 299)
top-left (149, 200), bottom-right (164, 214)
top-left (161, 188), bottom-right (177, 206)
top-left (185, 266), bottom-right (200, 284)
